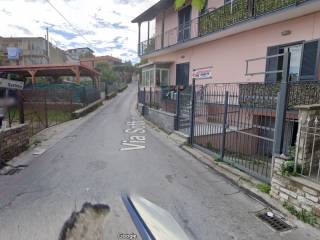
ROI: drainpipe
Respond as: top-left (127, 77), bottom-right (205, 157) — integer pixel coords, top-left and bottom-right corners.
top-left (138, 22), bottom-right (141, 55)
top-left (147, 21), bottom-right (150, 45)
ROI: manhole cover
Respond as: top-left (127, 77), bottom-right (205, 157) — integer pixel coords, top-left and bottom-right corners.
top-left (256, 211), bottom-right (292, 232)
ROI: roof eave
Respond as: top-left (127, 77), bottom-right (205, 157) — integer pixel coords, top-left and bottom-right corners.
top-left (131, 0), bottom-right (174, 23)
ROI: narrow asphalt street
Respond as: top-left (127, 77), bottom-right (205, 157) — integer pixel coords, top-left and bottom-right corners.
top-left (0, 82), bottom-right (319, 240)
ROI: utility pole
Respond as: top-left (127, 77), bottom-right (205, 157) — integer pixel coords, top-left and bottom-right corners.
top-left (46, 27), bottom-right (50, 64)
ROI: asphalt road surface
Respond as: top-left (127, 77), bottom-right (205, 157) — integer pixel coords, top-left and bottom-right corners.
top-left (0, 82), bottom-right (319, 240)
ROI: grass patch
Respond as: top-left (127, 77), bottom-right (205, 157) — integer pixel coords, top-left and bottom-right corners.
top-left (257, 183), bottom-right (271, 194)
top-left (283, 201), bottom-right (318, 226)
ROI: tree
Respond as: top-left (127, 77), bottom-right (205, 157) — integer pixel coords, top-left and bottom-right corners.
top-left (95, 62), bottom-right (118, 84)
top-left (175, 0), bottom-right (206, 10)
top-left (113, 61), bottom-right (138, 83)
top-left (0, 52), bottom-right (4, 66)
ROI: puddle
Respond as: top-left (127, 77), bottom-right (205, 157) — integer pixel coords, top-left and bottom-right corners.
top-left (59, 202), bottom-right (110, 240)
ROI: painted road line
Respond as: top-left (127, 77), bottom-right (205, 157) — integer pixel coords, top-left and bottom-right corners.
top-left (120, 118), bottom-right (146, 151)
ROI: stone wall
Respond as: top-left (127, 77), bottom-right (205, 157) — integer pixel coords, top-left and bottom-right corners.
top-left (0, 124), bottom-right (29, 162)
top-left (271, 155), bottom-right (320, 216)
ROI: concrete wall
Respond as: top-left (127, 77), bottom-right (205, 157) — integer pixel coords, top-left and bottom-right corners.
top-left (151, 11), bottom-right (320, 85)
top-left (140, 105), bottom-right (176, 133)
top-left (271, 155), bottom-right (320, 216)
top-left (0, 124), bottom-right (29, 162)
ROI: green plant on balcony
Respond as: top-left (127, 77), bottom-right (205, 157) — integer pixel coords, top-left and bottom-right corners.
top-left (199, 0), bottom-right (249, 37)
top-left (254, 0), bottom-right (300, 16)
top-left (175, 0), bottom-right (206, 10)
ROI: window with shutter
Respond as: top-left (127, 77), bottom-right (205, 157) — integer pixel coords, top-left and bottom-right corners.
top-left (299, 40), bottom-right (320, 81)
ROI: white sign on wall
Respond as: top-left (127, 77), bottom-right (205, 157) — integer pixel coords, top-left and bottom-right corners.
top-left (192, 67), bottom-right (212, 80)
top-left (0, 78), bottom-right (24, 90)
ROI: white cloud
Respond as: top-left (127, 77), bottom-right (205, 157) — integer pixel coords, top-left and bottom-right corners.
top-left (0, 0), bottom-right (159, 62)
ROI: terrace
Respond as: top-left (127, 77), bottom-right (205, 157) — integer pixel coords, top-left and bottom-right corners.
top-left (133, 0), bottom-right (319, 57)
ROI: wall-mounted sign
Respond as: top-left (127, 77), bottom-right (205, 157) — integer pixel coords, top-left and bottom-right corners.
top-left (0, 78), bottom-right (24, 90)
top-left (192, 67), bottom-right (212, 80)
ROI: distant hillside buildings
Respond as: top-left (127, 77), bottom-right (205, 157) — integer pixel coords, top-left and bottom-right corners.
top-left (0, 37), bottom-right (121, 68)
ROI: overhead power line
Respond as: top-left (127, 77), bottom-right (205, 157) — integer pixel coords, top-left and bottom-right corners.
top-left (45, 0), bottom-right (92, 47)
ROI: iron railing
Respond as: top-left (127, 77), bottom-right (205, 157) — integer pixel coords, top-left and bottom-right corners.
top-left (295, 115), bottom-right (320, 182)
top-left (138, 86), bottom-right (177, 114)
top-left (138, 0), bottom-right (311, 56)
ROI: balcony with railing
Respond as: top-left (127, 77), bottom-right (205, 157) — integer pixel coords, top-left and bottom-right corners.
top-left (138, 0), bottom-right (313, 56)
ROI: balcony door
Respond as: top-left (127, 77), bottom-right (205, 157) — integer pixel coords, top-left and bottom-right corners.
top-left (178, 5), bottom-right (191, 42)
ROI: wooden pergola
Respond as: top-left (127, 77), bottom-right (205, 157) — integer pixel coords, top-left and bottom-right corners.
top-left (0, 64), bottom-right (101, 88)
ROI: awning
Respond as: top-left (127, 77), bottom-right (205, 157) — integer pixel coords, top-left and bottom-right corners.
top-left (132, 0), bottom-right (174, 23)
top-left (0, 64), bottom-right (100, 78)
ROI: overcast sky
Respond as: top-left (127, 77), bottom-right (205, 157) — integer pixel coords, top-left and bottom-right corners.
top-left (0, 0), bottom-right (158, 62)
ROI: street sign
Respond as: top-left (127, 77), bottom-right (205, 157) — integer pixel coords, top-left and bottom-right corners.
top-left (0, 78), bottom-right (24, 90)
top-left (192, 67), bottom-right (212, 80)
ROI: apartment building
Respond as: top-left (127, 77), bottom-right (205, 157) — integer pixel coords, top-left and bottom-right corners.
top-left (66, 47), bottom-right (95, 63)
top-left (80, 55), bottom-right (122, 69)
top-left (0, 37), bottom-right (66, 65)
top-left (133, 0), bottom-right (320, 87)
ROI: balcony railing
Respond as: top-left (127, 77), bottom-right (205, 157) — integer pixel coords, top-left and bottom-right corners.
top-left (138, 0), bottom-right (311, 56)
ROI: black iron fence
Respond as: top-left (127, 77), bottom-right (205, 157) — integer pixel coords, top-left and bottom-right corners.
top-left (138, 78), bottom-right (320, 183)
top-left (138, 86), bottom-right (177, 114)
top-left (80, 86), bottom-right (100, 106)
top-left (3, 85), bottom-right (101, 136)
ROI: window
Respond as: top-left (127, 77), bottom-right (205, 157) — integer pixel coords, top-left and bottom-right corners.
top-left (265, 40), bottom-right (320, 82)
top-left (141, 68), bottom-right (155, 87)
top-left (142, 67), bottom-right (170, 87)
top-left (279, 44), bottom-right (303, 82)
top-left (160, 69), bottom-right (169, 86)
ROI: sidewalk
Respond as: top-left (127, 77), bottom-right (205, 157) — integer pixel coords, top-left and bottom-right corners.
top-left (141, 113), bottom-right (320, 236)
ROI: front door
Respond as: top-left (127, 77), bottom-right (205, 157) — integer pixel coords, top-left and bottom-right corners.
top-left (176, 63), bottom-right (190, 88)
top-left (178, 5), bottom-right (191, 42)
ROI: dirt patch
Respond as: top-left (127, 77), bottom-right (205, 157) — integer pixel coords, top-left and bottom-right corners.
top-left (59, 202), bottom-right (110, 240)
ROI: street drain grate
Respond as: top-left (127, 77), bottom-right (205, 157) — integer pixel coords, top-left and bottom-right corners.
top-left (256, 211), bottom-right (292, 232)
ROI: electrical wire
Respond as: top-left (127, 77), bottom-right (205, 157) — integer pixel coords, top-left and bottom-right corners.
top-left (45, 0), bottom-right (92, 47)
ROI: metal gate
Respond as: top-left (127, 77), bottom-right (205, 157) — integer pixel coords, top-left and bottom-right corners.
top-left (21, 88), bottom-right (75, 136)
top-left (177, 87), bottom-right (192, 135)
top-left (193, 83), bottom-right (277, 183)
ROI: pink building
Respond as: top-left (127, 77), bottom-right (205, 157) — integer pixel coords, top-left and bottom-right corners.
top-left (132, 0), bottom-right (320, 87)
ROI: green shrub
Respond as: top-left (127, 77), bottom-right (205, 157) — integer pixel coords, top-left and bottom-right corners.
top-left (257, 183), bottom-right (271, 194)
top-left (283, 201), bottom-right (318, 226)
top-left (281, 160), bottom-right (301, 177)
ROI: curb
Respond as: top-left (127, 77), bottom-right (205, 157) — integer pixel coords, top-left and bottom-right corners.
top-left (139, 109), bottom-right (319, 230)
